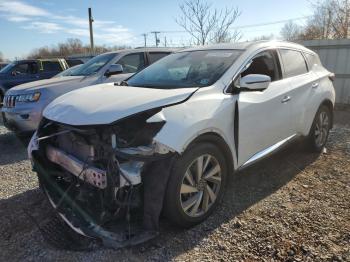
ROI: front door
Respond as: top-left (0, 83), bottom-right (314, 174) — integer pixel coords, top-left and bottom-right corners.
top-left (236, 50), bottom-right (295, 167)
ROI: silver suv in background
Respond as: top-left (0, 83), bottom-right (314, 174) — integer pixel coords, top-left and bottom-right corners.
top-left (1, 48), bottom-right (175, 136)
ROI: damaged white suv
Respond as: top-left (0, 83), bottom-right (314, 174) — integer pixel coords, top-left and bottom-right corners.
top-left (28, 41), bottom-right (335, 248)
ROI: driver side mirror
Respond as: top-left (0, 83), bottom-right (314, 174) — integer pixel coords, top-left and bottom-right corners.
top-left (11, 71), bottom-right (17, 76)
top-left (239, 74), bottom-right (271, 91)
top-left (104, 64), bottom-right (123, 77)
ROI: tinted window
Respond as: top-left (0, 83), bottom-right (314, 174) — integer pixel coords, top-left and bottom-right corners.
top-left (148, 52), bottom-right (170, 64)
top-left (14, 63), bottom-right (29, 74)
top-left (117, 53), bottom-right (145, 73)
top-left (280, 49), bottom-right (308, 78)
top-left (127, 50), bottom-right (242, 89)
top-left (241, 50), bottom-right (281, 81)
top-left (42, 61), bottom-right (62, 72)
top-left (66, 59), bottom-right (84, 67)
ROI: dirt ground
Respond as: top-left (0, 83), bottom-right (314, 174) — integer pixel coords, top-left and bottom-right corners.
top-left (0, 111), bottom-right (349, 261)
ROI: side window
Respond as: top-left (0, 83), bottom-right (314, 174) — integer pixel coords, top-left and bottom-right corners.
top-left (304, 52), bottom-right (321, 70)
top-left (117, 53), bottom-right (145, 73)
top-left (280, 49), bottom-right (308, 78)
top-left (13, 63), bottom-right (29, 74)
top-left (42, 61), bottom-right (63, 72)
top-left (148, 52), bottom-right (170, 64)
top-left (241, 50), bottom-right (281, 81)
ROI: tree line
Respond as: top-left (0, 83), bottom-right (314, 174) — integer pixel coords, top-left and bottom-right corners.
top-left (281, 0), bottom-right (350, 41)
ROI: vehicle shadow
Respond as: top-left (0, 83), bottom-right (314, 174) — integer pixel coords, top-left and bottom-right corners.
top-left (150, 140), bottom-right (321, 259)
top-left (0, 139), bottom-right (321, 260)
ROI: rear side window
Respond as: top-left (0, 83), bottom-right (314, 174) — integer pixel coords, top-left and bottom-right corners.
top-left (279, 49), bottom-right (308, 78)
top-left (148, 52), bottom-right (171, 64)
top-left (42, 61), bottom-right (62, 72)
top-left (304, 53), bottom-right (321, 69)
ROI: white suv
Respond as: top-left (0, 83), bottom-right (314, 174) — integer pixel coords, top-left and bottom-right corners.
top-left (29, 41), bottom-right (335, 247)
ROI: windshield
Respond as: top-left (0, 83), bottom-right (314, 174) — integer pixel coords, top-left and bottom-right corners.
top-left (127, 50), bottom-right (242, 89)
top-left (0, 62), bottom-right (15, 73)
top-left (53, 64), bottom-right (83, 77)
top-left (70, 53), bottom-right (116, 76)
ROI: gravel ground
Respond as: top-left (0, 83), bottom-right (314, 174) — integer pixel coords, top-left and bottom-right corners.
top-left (0, 111), bottom-right (349, 261)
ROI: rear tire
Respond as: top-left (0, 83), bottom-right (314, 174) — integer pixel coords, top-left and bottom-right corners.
top-left (163, 142), bottom-right (228, 228)
top-left (307, 105), bottom-right (331, 152)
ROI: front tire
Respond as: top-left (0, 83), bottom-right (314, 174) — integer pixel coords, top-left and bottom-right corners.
top-left (307, 105), bottom-right (331, 152)
top-left (163, 142), bottom-right (228, 228)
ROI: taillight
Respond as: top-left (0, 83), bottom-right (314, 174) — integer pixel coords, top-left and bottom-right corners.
top-left (329, 73), bottom-right (335, 82)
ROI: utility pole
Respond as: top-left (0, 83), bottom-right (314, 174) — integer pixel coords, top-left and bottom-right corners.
top-left (151, 31), bottom-right (160, 47)
top-left (142, 33), bottom-right (147, 47)
top-left (164, 36), bottom-right (167, 47)
top-left (88, 7), bottom-right (94, 54)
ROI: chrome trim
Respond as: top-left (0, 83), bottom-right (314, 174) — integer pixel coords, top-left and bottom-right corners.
top-left (240, 134), bottom-right (297, 169)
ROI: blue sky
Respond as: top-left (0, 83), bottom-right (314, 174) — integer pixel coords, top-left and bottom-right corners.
top-left (0, 0), bottom-right (313, 59)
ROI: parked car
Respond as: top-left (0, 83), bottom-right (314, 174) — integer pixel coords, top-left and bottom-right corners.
top-left (0, 62), bottom-right (9, 70)
top-left (1, 48), bottom-right (175, 135)
top-left (28, 41), bottom-right (335, 247)
top-left (0, 58), bottom-right (68, 103)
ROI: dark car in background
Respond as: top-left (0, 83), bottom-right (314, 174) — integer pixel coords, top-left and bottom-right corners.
top-left (0, 58), bottom-right (68, 103)
top-left (0, 62), bottom-right (9, 70)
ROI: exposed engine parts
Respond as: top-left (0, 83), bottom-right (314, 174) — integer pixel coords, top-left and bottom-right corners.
top-left (29, 113), bottom-right (176, 248)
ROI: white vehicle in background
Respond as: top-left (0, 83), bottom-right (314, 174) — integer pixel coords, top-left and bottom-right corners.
top-left (29, 41), bottom-right (335, 247)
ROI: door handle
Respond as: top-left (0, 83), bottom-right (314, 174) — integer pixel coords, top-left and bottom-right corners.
top-left (311, 82), bottom-right (319, 88)
top-left (281, 96), bottom-right (291, 103)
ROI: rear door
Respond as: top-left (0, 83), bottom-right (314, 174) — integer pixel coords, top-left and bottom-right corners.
top-left (278, 49), bottom-right (319, 135)
top-left (236, 49), bottom-right (295, 167)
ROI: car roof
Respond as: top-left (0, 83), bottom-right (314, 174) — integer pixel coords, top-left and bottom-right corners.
top-left (177, 40), bottom-right (316, 54)
top-left (101, 47), bottom-right (179, 55)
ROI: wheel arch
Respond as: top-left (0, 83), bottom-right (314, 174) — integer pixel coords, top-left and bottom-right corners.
top-left (186, 132), bottom-right (235, 176)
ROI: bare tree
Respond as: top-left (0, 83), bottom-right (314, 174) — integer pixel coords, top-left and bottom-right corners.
top-left (27, 38), bottom-right (129, 59)
top-left (297, 0), bottom-right (350, 40)
top-left (176, 0), bottom-right (241, 45)
top-left (280, 21), bottom-right (302, 41)
top-left (0, 52), bottom-right (3, 62)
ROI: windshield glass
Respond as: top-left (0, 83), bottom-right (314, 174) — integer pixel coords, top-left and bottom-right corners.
top-left (0, 62), bottom-right (15, 73)
top-left (70, 53), bottom-right (116, 76)
top-left (53, 64), bottom-right (83, 77)
top-left (127, 50), bottom-right (242, 89)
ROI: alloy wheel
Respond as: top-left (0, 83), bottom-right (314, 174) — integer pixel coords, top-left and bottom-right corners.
top-left (314, 111), bottom-right (329, 147)
top-left (180, 154), bottom-right (222, 217)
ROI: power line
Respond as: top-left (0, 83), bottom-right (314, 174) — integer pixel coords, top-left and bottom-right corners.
top-left (142, 16), bottom-right (312, 36)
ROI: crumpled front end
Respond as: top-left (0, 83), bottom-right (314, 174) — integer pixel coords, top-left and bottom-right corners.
top-left (29, 109), bottom-right (177, 248)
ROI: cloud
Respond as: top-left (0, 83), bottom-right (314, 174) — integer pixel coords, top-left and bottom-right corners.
top-left (5, 15), bottom-right (31, 22)
top-left (0, 1), bottom-right (137, 44)
top-left (22, 21), bottom-right (63, 33)
top-left (0, 1), bottom-right (49, 16)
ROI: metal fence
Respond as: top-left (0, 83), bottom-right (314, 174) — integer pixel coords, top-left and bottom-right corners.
top-left (299, 39), bottom-right (350, 105)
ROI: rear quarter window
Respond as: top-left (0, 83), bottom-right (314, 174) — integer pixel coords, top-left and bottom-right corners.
top-left (42, 61), bottom-right (63, 72)
top-left (304, 53), bottom-right (321, 69)
top-left (279, 49), bottom-right (308, 78)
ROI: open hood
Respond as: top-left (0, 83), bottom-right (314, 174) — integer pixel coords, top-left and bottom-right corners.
top-left (44, 83), bottom-right (197, 126)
